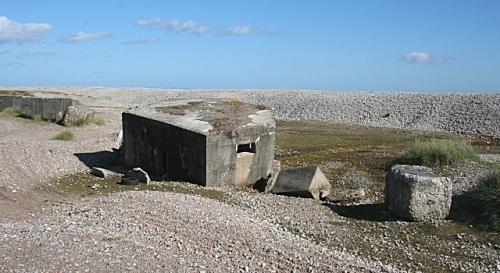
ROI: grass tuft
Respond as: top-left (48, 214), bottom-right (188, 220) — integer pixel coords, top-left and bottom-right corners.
top-left (88, 115), bottom-right (105, 125)
top-left (53, 130), bottom-right (74, 141)
top-left (0, 107), bottom-right (23, 117)
top-left (456, 172), bottom-right (500, 231)
top-left (397, 139), bottom-right (478, 167)
top-left (65, 115), bottom-right (105, 127)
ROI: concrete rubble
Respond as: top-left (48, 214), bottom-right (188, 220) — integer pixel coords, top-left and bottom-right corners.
top-left (62, 105), bottom-right (95, 126)
top-left (271, 166), bottom-right (332, 200)
top-left (385, 164), bottom-right (452, 221)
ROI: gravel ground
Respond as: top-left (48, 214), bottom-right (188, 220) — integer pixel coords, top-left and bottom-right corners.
top-left (0, 191), bottom-right (399, 273)
top-left (0, 87), bottom-right (499, 272)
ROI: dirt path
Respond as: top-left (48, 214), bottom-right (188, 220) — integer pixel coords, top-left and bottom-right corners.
top-left (0, 106), bottom-right (120, 219)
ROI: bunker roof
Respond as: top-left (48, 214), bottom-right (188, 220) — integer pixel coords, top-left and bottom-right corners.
top-left (126, 98), bottom-right (274, 135)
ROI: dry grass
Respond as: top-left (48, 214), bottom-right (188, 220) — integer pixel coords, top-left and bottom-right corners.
top-left (402, 139), bottom-right (478, 166)
top-left (53, 130), bottom-right (74, 141)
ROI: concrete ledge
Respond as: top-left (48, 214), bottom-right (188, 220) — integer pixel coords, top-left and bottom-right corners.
top-left (0, 95), bottom-right (77, 123)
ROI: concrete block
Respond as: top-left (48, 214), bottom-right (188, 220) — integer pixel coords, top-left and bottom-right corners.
top-left (385, 164), bottom-right (452, 221)
top-left (272, 166), bottom-right (331, 200)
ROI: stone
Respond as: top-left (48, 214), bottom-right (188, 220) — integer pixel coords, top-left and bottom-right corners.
top-left (62, 105), bottom-right (95, 126)
top-left (115, 129), bottom-right (123, 148)
top-left (271, 166), bottom-right (331, 200)
top-left (385, 164), bottom-right (452, 221)
top-left (90, 167), bottom-right (118, 179)
top-left (264, 160), bottom-right (281, 193)
top-left (327, 188), bottom-right (366, 203)
top-left (127, 167), bottom-right (151, 184)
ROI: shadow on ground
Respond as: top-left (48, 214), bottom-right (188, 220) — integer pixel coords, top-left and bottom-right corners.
top-left (323, 202), bottom-right (402, 222)
top-left (74, 149), bottom-right (122, 170)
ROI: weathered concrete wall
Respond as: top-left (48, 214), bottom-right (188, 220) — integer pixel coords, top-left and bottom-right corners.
top-left (122, 112), bottom-right (207, 185)
top-left (206, 123), bottom-right (275, 187)
top-left (0, 96), bottom-right (76, 122)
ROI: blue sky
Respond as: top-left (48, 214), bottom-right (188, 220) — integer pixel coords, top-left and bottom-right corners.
top-left (1, 0), bottom-right (499, 92)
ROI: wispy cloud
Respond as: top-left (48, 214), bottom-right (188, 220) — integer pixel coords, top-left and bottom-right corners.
top-left (0, 49), bottom-right (9, 55)
top-left (227, 25), bottom-right (251, 36)
top-left (19, 50), bottom-right (55, 57)
top-left (404, 51), bottom-right (450, 65)
top-left (0, 16), bottom-right (52, 44)
top-left (137, 18), bottom-right (211, 34)
top-left (60, 32), bottom-right (112, 42)
top-left (219, 25), bottom-right (275, 37)
top-left (121, 37), bottom-right (159, 45)
top-left (0, 61), bottom-right (23, 66)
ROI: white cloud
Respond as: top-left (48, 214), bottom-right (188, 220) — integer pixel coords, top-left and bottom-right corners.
top-left (137, 18), bottom-right (211, 34)
top-left (136, 18), bottom-right (163, 27)
top-left (219, 25), bottom-right (275, 37)
top-left (0, 16), bottom-right (51, 43)
top-left (0, 49), bottom-right (9, 54)
top-left (227, 25), bottom-right (251, 36)
top-left (404, 51), bottom-right (449, 65)
top-left (60, 32), bottom-right (112, 42)
top-left (121, 37), bottom-right (159, 45)
top-left (19, 50), bottom-right (55, 57)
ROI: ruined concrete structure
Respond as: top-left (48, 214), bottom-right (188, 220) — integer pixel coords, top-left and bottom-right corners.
top-left (385, 165), bottom-right (452, 221)
top-left (0, 95), bottom-right (76, 123)
top-left (122, 99), bottom-right (275, 187)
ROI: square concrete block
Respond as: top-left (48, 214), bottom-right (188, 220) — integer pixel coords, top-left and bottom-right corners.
top-left (385, 165), bottom-right (452, 221)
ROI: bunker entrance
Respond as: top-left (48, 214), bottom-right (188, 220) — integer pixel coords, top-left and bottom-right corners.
top-left (235, 142), bottom-right (256, 187)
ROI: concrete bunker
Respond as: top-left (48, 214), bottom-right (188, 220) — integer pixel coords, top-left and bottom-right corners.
top-left (121, 99), bottom-right (275, 187)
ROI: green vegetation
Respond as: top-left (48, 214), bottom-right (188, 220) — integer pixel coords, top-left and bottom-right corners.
top-left (458, 171), bottom-right (500, 231)
top-left (65, 115), bottom-right (105, 127)
top-left (53, 130), bottom-right (74, 141)
top-left (51, 172), bottom-right (231, 203)
top-left (0, 107), bottom-right (22, 117)
top-left (400, 139), bottom-right (479, 166)
top-left (88, 116), bottom-right (105, 125)
top-left (275, 120), bottom-right (466, 193)
top-left (0, 107), bottom-right (50, 123)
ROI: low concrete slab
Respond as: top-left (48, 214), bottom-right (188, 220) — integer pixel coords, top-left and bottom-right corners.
top-left (271, 166), bottom-right (331, 200)
top-left (385, 164), bottom-right (452, 221)
top-left (0, 95), bottom-right (76, 122)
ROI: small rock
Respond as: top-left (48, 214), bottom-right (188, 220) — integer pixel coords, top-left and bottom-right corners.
top-left (90, 167), bottom-right (118, 179)
top-left (126, 167), bottom-right (151, 184)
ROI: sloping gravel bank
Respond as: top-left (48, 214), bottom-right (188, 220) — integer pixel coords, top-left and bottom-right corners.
top-left (17, 87), bottom-right (499, 139)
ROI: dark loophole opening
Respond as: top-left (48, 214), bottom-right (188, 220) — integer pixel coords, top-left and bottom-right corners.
top-left (237, 143), bottom-right (256, 153)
